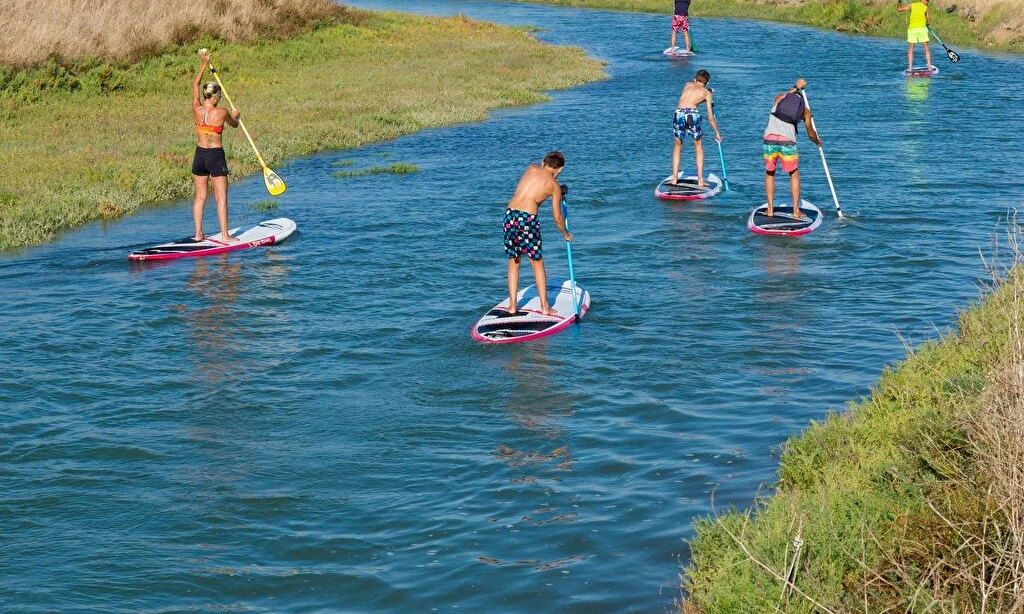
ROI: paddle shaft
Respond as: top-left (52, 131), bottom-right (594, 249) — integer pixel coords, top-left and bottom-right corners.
top-left (716, 140), bottom-right (729, 191)
top-left (798, 89), bottom-right (844, 218)
top-left (927, 26), bottom-right (960, 62)
top-left (208, 64), bottom-right (269, 169)
top-left (561, 200), bottom-right (581, 322)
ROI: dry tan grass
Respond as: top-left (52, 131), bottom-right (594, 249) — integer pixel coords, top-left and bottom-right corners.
top-left (0, 0), bottom-right (348, 66)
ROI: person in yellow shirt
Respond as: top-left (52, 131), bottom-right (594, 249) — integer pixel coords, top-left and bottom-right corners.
top-left (897, 0), bottom-right (933, 72)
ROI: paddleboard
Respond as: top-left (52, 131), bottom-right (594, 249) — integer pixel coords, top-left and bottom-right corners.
top-left (128, 218), bottom-right (296, 261)
top-left (471, 279), bottom-right (590, 344)
top-left (663, 47), bottom-right (695, 57)
top-left (654, 172), bottom-right (723, 201)
top-left (747, 201), bottom-right (822, 236)
top-left (904, 65), bottom-right (939, 77)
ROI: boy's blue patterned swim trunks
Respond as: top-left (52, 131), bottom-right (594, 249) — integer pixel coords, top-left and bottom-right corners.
top-left (504, 208), bottom-right (542, 261)
top-left (673, 107), bottom-right (703, 141)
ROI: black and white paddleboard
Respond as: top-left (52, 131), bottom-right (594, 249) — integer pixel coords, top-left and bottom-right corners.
top-left (747, 201), bottom-right (822, 236)
top-left (654, 172), bottom-right (723, 201)
top-left (471, 279), bottom-right (590, 344)
top-left (128, 218), bottom-right (296, 261)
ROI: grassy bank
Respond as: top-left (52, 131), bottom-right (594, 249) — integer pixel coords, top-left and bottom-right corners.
top-left (0, 9), bottom-right (606, 250)
top-left (514, 0), bottom-right (1024, 53)
top-left (681, 232), bottom-right (1024, 611)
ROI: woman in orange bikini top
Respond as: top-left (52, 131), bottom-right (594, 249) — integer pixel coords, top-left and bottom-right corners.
top-left (190, 49), bottom-right (240, 242)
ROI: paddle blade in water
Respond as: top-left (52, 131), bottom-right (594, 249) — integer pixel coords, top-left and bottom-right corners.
top-left (263, 167), bottom-right (287, 196)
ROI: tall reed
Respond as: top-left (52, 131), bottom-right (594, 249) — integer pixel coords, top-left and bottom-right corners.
top-left (0, 0), bottom-right (351, 67)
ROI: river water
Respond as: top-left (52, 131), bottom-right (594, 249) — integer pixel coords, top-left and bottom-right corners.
top-left (2, 1), bottom-right (1024, 612)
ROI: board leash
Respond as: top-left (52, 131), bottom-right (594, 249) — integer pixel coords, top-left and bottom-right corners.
top-left (561, 195), bottom-right (581, 323)
top-left (928, 26), bottom-right (961, 63)
top-left (798, 89), bottom-right (844, 219)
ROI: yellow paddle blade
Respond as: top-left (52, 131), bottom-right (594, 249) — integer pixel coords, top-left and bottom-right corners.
top-left (263, 166), bottom-right (286, 196)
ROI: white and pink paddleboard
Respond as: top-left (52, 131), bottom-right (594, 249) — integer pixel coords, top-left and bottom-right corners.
top-left (471, 279), bottom-right (590, 344)
top-left (654, 172), bottom-right (723, 201)
top-left (663, 47), bottom-right (695, 57)
top-left (747, 201), bottom-right (822, 236)
top-left (128, 218), bottom-right (296, 261)
top-left (904, 65), bottom-right (939, 77)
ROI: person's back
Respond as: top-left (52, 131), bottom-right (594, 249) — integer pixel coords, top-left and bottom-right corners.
top-left (508, 164), bottom-right (558, 215)
top-left (676, 80), bottom-right (709, 110)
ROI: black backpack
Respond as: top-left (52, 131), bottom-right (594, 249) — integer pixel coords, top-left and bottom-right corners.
top-left (772, 92), bottom-right (805, 126)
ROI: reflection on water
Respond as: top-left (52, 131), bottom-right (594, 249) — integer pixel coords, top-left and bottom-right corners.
top-left (758, 240), bottom-right (803, 278)
top-left (183, 257), bottom-right (246, 385)
top-left (905, 76), bottom-right (932, 101)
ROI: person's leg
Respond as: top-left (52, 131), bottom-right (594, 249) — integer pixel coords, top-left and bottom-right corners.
top-left (695, 138), bottom-right (705, 187)
top-left (683, 29), bottom-right (691, 53)
top-left (923, 41), bottom-right (932, 67)
top-left (529, 258), bottom-right (552, 315)
top-left (670, 21), bottom-right (677, 49)
top-left (790, 169), bottom-right (802, 218)
top-left (765, 171), bottom-right (776, 217)
top-left (507, 256), bottom-right (521, 313)
top-left (907, 42), bottom-right (915, 71)
top-left (192, 175), bottom-right (208, 240)
top-left (210, 176), bottom-right (239, 243)
top-left (671, 137), bottom-right (683, 184)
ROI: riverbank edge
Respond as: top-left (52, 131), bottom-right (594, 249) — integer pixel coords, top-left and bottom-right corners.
top-left (512, 0), bottom-right (1024, 54)
top-left (680, 252), bottom-right (1024, 609)
top-left (0, 10), bottom-right (607, 250)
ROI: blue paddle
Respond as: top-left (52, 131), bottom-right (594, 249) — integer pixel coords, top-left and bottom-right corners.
top-left (708, 91), bottom-right (729, 191)
top-left (559, 184), bottom-right (581, 323)
top-left (716, 140), bottom-right (730, 192)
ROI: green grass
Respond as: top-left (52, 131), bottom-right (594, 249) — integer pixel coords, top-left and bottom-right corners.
top-left (333, 162), bottom-right (420, 178)
top-left (0, 10), bottom-right (606, 249)
top-left (681, 266), bottom-right (1024, 611)
top-left (512, 0), bottom-right (1024, 54)
top-left (248, 198), bottom-right (279, 212)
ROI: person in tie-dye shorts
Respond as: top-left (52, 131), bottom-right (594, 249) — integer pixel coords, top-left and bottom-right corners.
top-left (762, 79), bottom-right (821, 218)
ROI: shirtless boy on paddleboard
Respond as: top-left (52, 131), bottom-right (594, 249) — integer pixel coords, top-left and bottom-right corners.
top-left (671, 70), bottom-right (721, 188)
top-left (504, 151), bottom-right (572, 316)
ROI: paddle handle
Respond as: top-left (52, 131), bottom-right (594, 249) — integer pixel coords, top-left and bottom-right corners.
top-left (799, 89), bottom-right (844, 218)
top-left (561, 199), bottom-right (581, 321)
top-left (208, 62), bottom-right (270, 170)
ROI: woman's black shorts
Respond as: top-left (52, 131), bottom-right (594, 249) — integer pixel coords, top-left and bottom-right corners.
top-left (191, 146), bottom-right (229, 177)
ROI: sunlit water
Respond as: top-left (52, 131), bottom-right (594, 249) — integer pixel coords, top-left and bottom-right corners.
top-left (2, 1), bottom-right (1024, 611)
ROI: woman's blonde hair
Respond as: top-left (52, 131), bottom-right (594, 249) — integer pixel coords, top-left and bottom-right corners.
top-left (202, 82), bottom-right (222, 100)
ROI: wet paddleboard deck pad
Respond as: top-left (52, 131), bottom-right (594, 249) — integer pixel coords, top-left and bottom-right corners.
top-left (128, 218), bottom-right (296, 261)
top-left (904, 65), bottom-right (939, 77)
top-left (655, 172), bottom-right (723, 200)
top-left (747, 201), bottom-right (822, 236)
top-left (471, 279), bottom-right (590, 344)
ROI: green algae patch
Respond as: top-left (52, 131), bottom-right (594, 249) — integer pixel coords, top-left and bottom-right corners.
top-left (0, 10), bottom-right (606, 250)
top-left (513, 0), bottom-right (1024, 54)
top-left (333, 162), bottom-right (420, 179)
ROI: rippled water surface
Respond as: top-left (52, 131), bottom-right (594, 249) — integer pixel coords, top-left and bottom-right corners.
top-left (3, 1), bottom-right (1024, 611)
